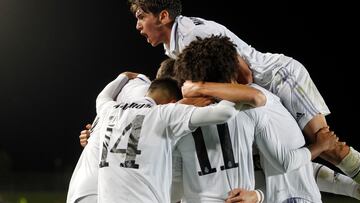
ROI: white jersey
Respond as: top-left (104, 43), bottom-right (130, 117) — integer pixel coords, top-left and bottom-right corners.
top-left (97, 97), bottom-right (196, 203)
top-left (247, 85), bottom-right (322, 203)
top-left (116, 74), bottom-right (151, 103)
top-left (165, 16), bottom-right (330, 130)
top-left (164, 15), bottom-right (291, 86)
top-left (66, 74), bottom-right (150, 203)
top-left (177, 113), bottom-right (255, 203)
top-left (96, 75), bottom-right (236, 203)
top-left (176, 84), bottom-right (321, 203)
top-left (66, 116), bottom-right (102, 203)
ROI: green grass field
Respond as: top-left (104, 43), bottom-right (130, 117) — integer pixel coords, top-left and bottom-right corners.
top-left (0, 191), bottom-right (65, 203)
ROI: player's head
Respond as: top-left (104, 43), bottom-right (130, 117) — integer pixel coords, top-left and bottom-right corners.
top-left (129, 0), bottom-right (182, 20)
top-left (156, 58), bottom-right (176, 79)
top-left (129, 0), bottom-right (181, 47)
top-left (175, 35), bottom-right (239, 83)
top-left (146, 77), bottom-right (182, 104)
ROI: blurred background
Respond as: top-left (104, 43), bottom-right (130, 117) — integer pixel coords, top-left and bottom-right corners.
top-left (0, 0), bottom-right (359, 202)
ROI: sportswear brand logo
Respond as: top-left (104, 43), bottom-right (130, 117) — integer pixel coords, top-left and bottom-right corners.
top-left (296, 112), bottom-right (305, 121)
top-left (189, 17), bottom-right (204, 25)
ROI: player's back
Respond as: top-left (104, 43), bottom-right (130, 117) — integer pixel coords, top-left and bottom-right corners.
top-left (244, 84), bottom-right (321, 203)
top-left (171, 16), bottom-right (289, 86)
top-left (98, 97), bottom-right (195, 203)
top-left (66, 74), bottom-right (151, 203)
top-left (177, 111), bottom-right (256, 203)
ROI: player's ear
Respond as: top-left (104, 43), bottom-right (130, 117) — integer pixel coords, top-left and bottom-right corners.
top-left (159, 10), bottom-right (171, 24)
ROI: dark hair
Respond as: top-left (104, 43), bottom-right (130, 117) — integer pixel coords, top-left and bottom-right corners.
top-left (128, 0), bottom-right (182, 19)
top-left (148, 77), bottom-right (182, 101)
top-left (175, 35), bottom-right (239, 83)
top-left (156, 58), bottom-right (176, 78)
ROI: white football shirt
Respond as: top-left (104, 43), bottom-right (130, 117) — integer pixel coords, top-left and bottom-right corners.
top-left (96, 76), bottom-right (236, 203)
top-left (66, 74), bottom-right (150, 203)
top-left (246, 85), bottom-right (321, 203)
top-left (164, 15), bottom-right (291, 86)
top-left (176, 84), bottom-right (321, 203)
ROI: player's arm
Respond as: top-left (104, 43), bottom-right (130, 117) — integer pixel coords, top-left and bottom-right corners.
top-left (182, 81), bottom-right (266, 108)
top-left (307, 127), bottom-right (339, 160)
top-left (256, 126), bottom-right (338, 173)
top-left (96, 72), bottom-right (139, 114)
top-left (79, 72), bottom-right (141, 148)
top-left (161, 101), bottom-right (235, 138)
top-left (189, 100), bottom-right (236, 127)
top-left (178, 97), bottom-right (214, 107)
top-left (80, 74), bottom-right (129, 148)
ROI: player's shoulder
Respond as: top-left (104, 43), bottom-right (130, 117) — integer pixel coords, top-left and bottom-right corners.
top-left (154, 103), bottom-right (195, 120)
top-left (177, 16), bottom-right (221, 38)
top-left (249, 83), bottom-right (281, 105)
top-left (155, 102), bottom-right (192, 112)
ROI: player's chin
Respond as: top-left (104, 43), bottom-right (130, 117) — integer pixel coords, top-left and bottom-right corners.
top-left (149, 39), bottom-right (161, 47)
top-left (150, 42), bottom-right (160, 47)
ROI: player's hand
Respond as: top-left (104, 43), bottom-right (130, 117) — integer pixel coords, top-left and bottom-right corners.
top-left (79, 124), bottom-right (92, 147)
top-left (225, 188), bottom-right (258, 203)
top-left (122, 71), bottom-right (139, 79)
top-left (181, 81), bottom-right (203, 98)
top-left (178, 97), bottom-right (214, 107)
top-left (315, 126), bottom-right (339, 151)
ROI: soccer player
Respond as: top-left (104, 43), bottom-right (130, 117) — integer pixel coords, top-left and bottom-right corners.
top-left (173, 35), bottom-right (340, 203)
top-left (128, 0), bottom-right (360, 183)
top-left (66, 73), bottom-right (151, 203)
top-left (71, 57), bottom-right (263, 203)
top-left (96, 75), bottom-right (238, 202)
top-left (156, 57), bottom-right (360, 201)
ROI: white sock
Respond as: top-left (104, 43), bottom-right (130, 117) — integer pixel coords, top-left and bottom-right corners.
top-left (313, 162), bottom-right (360, 200)
top-left (336, 147), bottom-right (360, 184)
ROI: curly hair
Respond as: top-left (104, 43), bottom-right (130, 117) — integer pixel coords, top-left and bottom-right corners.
top-left (128, 0), bottom-right (182, 19)
top-left (175, 35), bottom-right (239, 83)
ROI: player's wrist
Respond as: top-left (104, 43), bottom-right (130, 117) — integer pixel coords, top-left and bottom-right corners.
top-left (254, 189), bottom-right (264, 203)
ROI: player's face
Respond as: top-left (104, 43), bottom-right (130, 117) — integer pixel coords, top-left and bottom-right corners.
top-left (135, 9), bottom-right (166, 47)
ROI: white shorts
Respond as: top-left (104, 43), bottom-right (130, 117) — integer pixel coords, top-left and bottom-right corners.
top-left (268, 59), bottom-right (330, 130)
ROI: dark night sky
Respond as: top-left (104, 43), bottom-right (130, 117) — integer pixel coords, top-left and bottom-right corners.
top-left (0, 0), bottom-right (359, 176)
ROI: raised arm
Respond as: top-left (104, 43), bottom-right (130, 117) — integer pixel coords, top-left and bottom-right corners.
top-left (96, 72), bottom-right (141, 115)
top-left (182, 81), bottom-right (266, 108)
top-left (96, 73), bottom-right (129, 114)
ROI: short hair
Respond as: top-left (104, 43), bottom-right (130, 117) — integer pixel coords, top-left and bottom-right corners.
top-left (156, 58), bottom-right (176, 79)
top-left (148, 77), bottom-right (182, 101)
top-left (175, 35), bottom-right (239, 83)
top-left (128, 0), bottom-right (182, 20)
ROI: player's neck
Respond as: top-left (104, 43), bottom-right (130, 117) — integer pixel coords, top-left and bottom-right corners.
top-left (163, 23), bottom-right (173, 48)
top-left (147, 91), bottom-right (175, 105)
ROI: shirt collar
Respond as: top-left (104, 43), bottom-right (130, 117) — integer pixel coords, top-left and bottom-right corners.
top-left (164, 15), bottom-right (181, 58)
top-left (144, 96), bottom-right (157, 106)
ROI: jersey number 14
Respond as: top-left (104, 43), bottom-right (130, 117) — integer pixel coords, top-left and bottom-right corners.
top-left (99, 115), bottom-right (144, 169)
